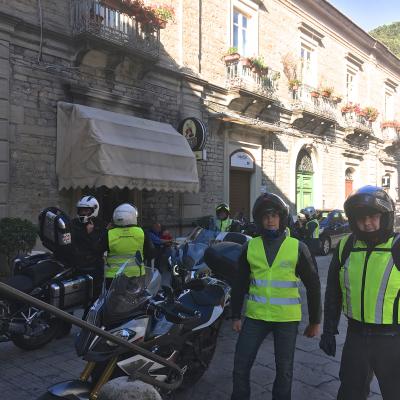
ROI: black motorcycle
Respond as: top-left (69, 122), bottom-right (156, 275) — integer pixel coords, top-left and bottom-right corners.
top-left (0, 207), bottom-right (94, 350)
top-left (40, 247), bottom-right (236, 400)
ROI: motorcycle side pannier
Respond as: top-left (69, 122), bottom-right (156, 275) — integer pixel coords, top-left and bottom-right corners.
top-left (49, 275), bottom-right (93, 309)
top-left (204, 242), bottom-right (241, 286)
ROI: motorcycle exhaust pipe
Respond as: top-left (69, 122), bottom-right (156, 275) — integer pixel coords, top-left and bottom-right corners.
top-left (0, 282), bottom-right (183, 391)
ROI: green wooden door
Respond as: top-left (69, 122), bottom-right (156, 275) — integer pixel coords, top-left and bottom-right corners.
top-left (296, 172), bottom-right (313, 212)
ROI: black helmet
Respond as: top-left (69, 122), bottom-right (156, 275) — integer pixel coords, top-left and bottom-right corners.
top-left (301, 206), bottom-right (317, 220)
top-left (252, 193), bottom-right (289, 232)
top-left (216, 203), bottom-right (230, 215)
top-left (344, 185), bottom-right (394, 241)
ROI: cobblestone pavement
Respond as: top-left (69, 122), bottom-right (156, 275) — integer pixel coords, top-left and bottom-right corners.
top-left (0, 255), bottom-right (382, 400)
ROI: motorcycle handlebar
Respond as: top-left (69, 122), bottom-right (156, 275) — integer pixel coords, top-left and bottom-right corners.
top-left (0, 282), bottom-right (183, 391)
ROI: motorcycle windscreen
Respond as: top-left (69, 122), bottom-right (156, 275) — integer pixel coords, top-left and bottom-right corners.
top-left (103, 266), bottom-right (160, 325)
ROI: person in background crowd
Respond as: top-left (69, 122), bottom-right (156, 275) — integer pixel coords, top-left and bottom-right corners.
top-left (148, 222), bottom-right (173, 268)
top-left (320, 186), bottom-right (400, 400)
top-left (105, 203), bottom-right (155, 287)
top-left (215, 203), bottom-right (241, 232)
top-left (301, 206), bottom-right (320, 255)
top-left (231, 193), bottom-right (321, 400)
top-left (71, 195), bottom-right (107, 300)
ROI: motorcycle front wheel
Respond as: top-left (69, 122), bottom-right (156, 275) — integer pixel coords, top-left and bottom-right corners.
top-left (12, 310), bottom-right (62, 351)
top-left (176, 320), bottom-right (222, 391)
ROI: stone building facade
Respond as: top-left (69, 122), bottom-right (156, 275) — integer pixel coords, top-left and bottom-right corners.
top-left (0, 0), bottom-right (400, 231)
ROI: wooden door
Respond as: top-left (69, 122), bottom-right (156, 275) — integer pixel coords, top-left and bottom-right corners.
top-left (229, 170), bottom-right (251, 220)
top-left (345, 179), bottom-right (353, 199)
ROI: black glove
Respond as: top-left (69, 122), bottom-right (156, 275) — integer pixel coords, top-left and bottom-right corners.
top-left (319, 333), bottom-right (336, 357)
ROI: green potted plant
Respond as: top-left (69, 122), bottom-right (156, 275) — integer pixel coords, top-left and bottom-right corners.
top-left (249, 56), bottom-right (268, 75)
top-left (288, 78), bottom-right (301, 91)
top-left (151, 3), bottom-right (175, 29)
top-left (363, 106), bottom-right (379, 122)
top-left (223, 47), bottom-right (240, 62)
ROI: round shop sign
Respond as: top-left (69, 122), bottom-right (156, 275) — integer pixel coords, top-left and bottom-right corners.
top-left (178, 117), bottom-right (207, 151)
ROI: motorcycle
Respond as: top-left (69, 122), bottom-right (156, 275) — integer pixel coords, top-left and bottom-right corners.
top-left (43, 253), bottom-right (233, 399)
top-left (0, 207), bottom-right (95, 350)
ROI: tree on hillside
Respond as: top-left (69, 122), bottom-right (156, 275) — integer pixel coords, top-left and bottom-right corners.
top-left (369, 22), bottom-right (400, 59)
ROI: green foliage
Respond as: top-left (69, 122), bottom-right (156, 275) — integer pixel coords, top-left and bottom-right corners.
top-left (370, 22), bottom-right (400, 58)
top-left (0, 218), bottom-right (38, 276)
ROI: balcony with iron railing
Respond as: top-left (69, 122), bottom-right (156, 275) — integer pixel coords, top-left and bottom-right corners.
top-left (342, 112), bottom-right (374, 135)
top-left (225, 58), bottom-right (280, 100)
top-left (71, 0), bottom-right (160, 59)
top-left (291, 85), bottom-right (340, 121)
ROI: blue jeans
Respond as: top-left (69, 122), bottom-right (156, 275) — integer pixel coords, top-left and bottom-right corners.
top-left (231, 317), bottom-right (299, 400)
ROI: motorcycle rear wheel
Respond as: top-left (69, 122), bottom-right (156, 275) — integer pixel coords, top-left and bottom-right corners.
top-left (12, 315), bottom-right (62, 351)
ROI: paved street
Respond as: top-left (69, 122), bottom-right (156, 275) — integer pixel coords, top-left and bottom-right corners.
top-left (0, 255), bottom-right (382, 400)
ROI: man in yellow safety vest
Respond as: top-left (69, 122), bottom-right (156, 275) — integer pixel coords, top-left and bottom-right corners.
top-left (105, 203), bottom-right (155, 287)
top-left (320, 186), bottom-right (400, 400)
top-left (231, 193), bottom-right (321, 400)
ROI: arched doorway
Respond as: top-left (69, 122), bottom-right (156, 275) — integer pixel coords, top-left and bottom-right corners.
top-left (296, 149), bottom-right (314, 212)
top-left (229, 150), bottom-right (255, 220)
top-left (345, 167), bottom-right (354, 198)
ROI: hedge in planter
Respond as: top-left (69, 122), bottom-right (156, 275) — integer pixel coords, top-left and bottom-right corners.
top-left (0, 217), bottom-right (38, 277)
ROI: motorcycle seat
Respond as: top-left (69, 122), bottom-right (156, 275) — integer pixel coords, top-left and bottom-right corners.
top-left (21, 260), bottom-right (64, 287)
top-left (3, 275), bottom-right (35, 294)
top-left (189, 285), bottom-right (225, 307)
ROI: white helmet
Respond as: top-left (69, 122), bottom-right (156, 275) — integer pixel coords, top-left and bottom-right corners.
top-left (113, 203), bottom-right (138, 227)
top-left (76, 196), bottom-right (99, 223)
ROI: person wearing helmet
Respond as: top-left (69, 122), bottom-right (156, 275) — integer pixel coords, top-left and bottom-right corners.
top-left (71, 195), bottom-right (107, 299)
top-left (215, 203), bottom-right (240, 232)
top-left (300, 206), bottom-right (320, 255)
top-left (320, 186), bottom-right (400, 400)
top-left (105, 203), bottom-right (155, 287)
top-left (231, 193), bottom-right (321, 400)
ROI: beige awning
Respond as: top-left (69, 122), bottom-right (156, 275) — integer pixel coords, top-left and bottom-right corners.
top-left (56, 102), bottom-right (199, 193)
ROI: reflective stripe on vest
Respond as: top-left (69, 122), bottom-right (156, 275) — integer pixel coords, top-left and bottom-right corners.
top-left (339, 234), bottom-right (400, 324)
top-left (106, 226), bottom-right (145, 279)
top-left (246, 236), bottom-right (301, 322)
top-left (306, 219), bottom-right (320, 239)
top-left (285, 227), bottom-right (291, 237)
top-left (217, 218), bottom-right (232, 232)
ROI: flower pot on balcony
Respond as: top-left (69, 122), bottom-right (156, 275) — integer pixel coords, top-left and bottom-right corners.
top-left (224, 53), bottom-right (240, 63)
top-left (321, 91), bottom-right (331, 98)
top-left (241, 57), bottom-right (252, 68)
top-left (157, 19), bottom-right (167, 29)
top-left (310, 91), bottom-right (320, 98)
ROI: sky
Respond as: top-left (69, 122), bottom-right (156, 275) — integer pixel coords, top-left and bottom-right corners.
top-left (329, 0), bottom-right (400, 32)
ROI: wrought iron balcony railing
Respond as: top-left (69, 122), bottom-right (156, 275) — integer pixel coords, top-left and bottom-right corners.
top-left (71, 0), bottom-right (160, 58)
top-left (225, 58), bottom-right (280, 99)
top-left (342, 112), bottom-right (374, 134)
top-left (291, 84), bottom-right (339, 120)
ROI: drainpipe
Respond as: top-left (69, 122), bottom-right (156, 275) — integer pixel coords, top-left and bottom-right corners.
top-left (198, 0), bottom-right (202, 74)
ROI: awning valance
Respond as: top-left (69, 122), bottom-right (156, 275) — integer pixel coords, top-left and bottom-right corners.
top-left (56, 102), bottom-right (199, 193)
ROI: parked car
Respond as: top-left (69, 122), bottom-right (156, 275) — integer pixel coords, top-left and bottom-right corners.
top-left (317, 209), bottom-right (351, 256)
